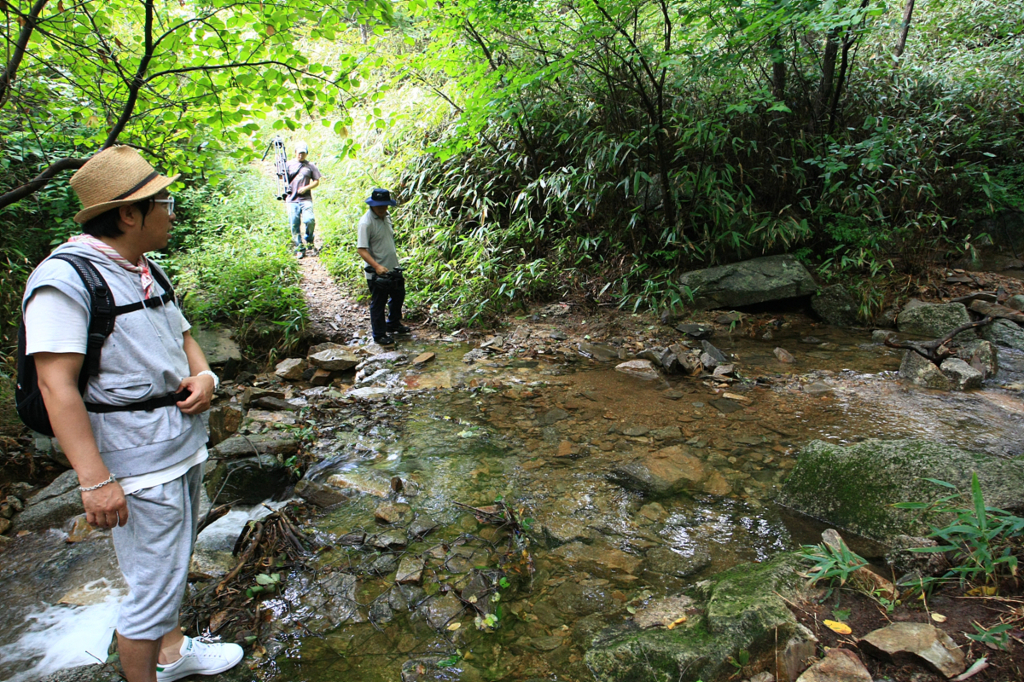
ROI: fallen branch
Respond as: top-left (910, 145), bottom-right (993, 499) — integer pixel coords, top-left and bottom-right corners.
top-left (884, 317), bottom-right (994, 363)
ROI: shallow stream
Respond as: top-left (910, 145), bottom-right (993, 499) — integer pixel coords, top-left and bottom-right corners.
top-left (2, 322), bottom-right (1024, 682)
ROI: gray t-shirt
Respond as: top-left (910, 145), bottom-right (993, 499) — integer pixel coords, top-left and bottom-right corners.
top-left (285, 160), bottom-right (321, 203)
top-left (356, 210), bottom-right (400, 278)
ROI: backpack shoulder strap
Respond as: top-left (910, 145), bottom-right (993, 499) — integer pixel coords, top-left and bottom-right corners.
top-left (111, 260), bottom-right (176, 315)
top-left (48, 254), bottom-right (116, 390)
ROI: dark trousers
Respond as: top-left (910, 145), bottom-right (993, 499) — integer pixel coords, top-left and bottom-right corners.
top-left (367, 276), bottom-right (405, 340)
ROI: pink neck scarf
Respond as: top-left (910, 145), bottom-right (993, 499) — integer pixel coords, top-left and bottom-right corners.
top-left (68, 234), bottom-right (155, 299)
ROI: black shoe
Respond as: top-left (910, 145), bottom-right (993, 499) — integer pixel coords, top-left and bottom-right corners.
top-left (374, 335), bottom-right (396, 346)
top-left (388, 324), bottom-right (412, 335)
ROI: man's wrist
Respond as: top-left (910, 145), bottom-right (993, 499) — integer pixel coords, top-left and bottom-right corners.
top-left (197, 369), bottom-right (219, 390)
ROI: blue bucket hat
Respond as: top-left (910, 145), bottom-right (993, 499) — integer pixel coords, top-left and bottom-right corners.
top-left (365, 188), bottom-right (397, 206)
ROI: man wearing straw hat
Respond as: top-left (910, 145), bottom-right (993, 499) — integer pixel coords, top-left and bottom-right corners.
top-left (21, 146), bottom-right (243, 682)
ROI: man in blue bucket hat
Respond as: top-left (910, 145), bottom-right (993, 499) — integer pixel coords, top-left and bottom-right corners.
top-left (356, 188), bottom-right (410, 346)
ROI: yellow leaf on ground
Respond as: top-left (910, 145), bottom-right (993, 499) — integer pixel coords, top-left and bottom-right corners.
top-left (966, 586), bottom-right (997, 596)
top-left (666, 616), bottom-right (687, 630)
top-left (931, 613), bottom-right (947, 623)
top-left (447, 622), bottom-right (461, 631)
top-left (823, 620), bottom-right (852, 635)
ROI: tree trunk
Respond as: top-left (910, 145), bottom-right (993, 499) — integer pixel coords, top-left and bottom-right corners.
top-left (0, 0), bottom-right (50, 109)
top-left (894, 0), bottom-right (916, 61)
top-left (815, 28), bottom-right (839, 126)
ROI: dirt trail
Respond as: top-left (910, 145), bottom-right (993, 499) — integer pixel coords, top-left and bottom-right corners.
top-left (296, 249), bottom-right (367, 343)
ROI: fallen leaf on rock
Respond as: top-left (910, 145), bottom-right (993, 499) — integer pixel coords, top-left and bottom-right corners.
top-left (666, 616), bottom-right (687, 629)
top-left (824, 619), bottom-right (852, 635)
top-left (447, 622), bottom-right (461, 631)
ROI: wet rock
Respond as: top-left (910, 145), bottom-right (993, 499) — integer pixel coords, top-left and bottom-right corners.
top-left (643, 546), bottom-right (712, 579)
top-left (294, 478), bottom-right (349, 507)
top-left (337, 531), bottom-right (367, 546)
top-left (274, 358), bottom-right (306, 380)
top-left (207, 404), bottom-right (243, 447)
top-left (701, 340), bottom-right (729, 365)
top-left (368, 553), bottom-right (400, 576)
top-left (638, 502), bottom-right (668, 523)
top-left (663, 389), bottom-right (685, 400)
top-left (396, 556), bottom-right (424, 584)
top-left (578, 342), bottom-right (622, 362)
top-left (778, 439), bottom-right (1024, 545)
top-left (1008, 294), bottom-right (1024, 312)
top-left (959, 339), bottom-right (997, 378)
top-left (550, 541), bottom-right (642, 578)
top-left (423, 592), bottom-right (464, 630)
top-left (204, 455), bottom-right (292, 505)
top-left (899, 351), bottom-right (952, 390)
top-left (651, 426), bottom-right (683, 441)
top-left (304, 572), bottom-right (365, 632)
top-left (858, 622), bottom-right (966, 678)
top-left (538, 515), bottom-right (591, 547)
top-left (65, 514), bottom-right (101, 543)
top-left (675, 323), bottom-right (714, 339)
top-left (309, 348), bottom-right (360, 371)
top-left (552, 578), bottom-right (617, 617)
top-left (677, 255), bottom-right (817, 310)
top-left (774, 347), bottom-right (797, 364)
top-left (796, 648), bottom-right (871, 682)
top-left (462, 348), bottom-right (488, 363)
top-left (803, 381), bottom-right (832, 396)
top-left (872, 329), bottom-right (897, 344)
top-left (191, 504), bottom-right (284, 577)
top-left (615, 359), bottom-right (659, 380)
top-left (375, 503), bottom-right (411, 524)
top-left (408, 515), bottom-right (439, 540)
top-left (326, 471), bottom-right (394, 498)
top-left (981, 318), bottom-right (1024, 351)
top-left (811, 284), bottom-right (859, 327)
top-left (246, 408), bottom-right (296, 425)
top-left (14, 469), bottom-right (83, 532)
top-left (939, 358), bottom-right (983, 390)
top-left (412, 352), bottom-right (435, 366)
top-left (896, 302), bottom-right (974, 341)
top-left (211, 433), bottom-right (299, 458)
top-left (633, 595), bottom-right (695, 629)
top-left (541, 407), bottom-right (570, 424)
top-left (401, 656), bottom-right (470, 682)
top-left (621, 425), bottom-right (650, 436)
top-left (369, 599), bottom-right (394, 624)
top-left (609, 445), bottom-right (707, 497)
top-left (369, 530), bottom-right (408, 550)
top-left (585, 553), bottom-right (811, 682)
top-left (709, 397), bottom-right (745, 414)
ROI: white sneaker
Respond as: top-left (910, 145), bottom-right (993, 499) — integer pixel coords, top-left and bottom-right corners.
top-left (155, 636), bottom-right (244, 682)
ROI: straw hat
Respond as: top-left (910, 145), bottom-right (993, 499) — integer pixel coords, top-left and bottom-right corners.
top-left (70, 146), bottom-right (180, 223)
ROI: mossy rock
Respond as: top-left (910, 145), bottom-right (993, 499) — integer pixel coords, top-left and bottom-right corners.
top-left (584, 553), bottom-right (809, 682)
top-left (778, 439), bottom-right (1024, 544)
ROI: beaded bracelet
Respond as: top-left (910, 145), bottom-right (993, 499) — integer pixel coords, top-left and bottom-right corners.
top-left (79, 474), bottom-right (116, 492)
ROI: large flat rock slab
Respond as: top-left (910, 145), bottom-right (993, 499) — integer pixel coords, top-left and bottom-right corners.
top-left (778, 439), bottom-right (1024, 544)
top-left (677, 254), bottom-right (816, 310)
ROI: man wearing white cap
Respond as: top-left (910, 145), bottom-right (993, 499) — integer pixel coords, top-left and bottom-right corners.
top-left (21, 146), bottom-right (243, 682)
top-left (284, 141), bottom-right (321, 257)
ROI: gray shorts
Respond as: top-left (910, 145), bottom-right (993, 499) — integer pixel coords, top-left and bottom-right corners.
top-left (111, 464), bottom-right (202, 640)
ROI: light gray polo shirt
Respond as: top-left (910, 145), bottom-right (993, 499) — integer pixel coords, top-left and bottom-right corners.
top-left (356, 209), bottom-right (400, 278)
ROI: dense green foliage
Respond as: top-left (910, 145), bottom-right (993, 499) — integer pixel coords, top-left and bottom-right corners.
top-left (3, 0), bottom-right (1023, 342)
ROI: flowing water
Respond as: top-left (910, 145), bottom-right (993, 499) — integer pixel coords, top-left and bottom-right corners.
top-left (2, 323), bottom-right (1024, 682)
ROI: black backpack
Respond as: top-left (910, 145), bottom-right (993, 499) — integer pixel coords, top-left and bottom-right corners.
top-left (15, 253), bottom-right (180, 436)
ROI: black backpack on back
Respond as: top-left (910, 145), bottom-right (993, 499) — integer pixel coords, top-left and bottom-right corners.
top-left (15, 253), bottom-right (176, 436)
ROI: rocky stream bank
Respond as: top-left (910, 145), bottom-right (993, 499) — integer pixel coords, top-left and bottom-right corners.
top-left (3, 255), bottom-right (1024, 682)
